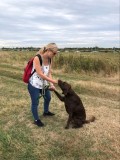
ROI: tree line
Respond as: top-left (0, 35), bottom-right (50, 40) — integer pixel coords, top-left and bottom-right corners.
top-left (1, 46), bottom-right (120, 52)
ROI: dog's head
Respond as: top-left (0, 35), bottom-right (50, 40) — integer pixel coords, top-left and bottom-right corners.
top-left (58, 80), bottom-right (71, 96)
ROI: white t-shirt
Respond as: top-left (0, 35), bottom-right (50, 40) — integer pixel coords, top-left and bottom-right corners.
top-left (29, 63), bottom-right (50, 89)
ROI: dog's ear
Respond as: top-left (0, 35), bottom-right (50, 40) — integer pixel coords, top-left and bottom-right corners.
top-left (63, 84), bottom-right (71, 95)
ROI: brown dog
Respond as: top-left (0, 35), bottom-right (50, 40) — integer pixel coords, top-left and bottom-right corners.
top-left (54, 80), bottom-right (95, 129)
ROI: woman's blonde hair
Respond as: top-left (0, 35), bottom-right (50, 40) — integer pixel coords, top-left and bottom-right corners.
top-left (39, 43), bottom-right (58, 54)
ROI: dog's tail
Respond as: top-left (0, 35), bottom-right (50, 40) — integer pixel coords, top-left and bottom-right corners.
top-left (85, 116), bottom-right (95, 123)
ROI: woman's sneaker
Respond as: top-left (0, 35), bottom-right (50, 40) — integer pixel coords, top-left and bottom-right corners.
top-left (34, 119), bottom-right (44, 127)
top-left (43, 111), bottom-right (55, 116)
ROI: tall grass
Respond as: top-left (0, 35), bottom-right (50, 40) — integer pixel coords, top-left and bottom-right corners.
top-left (53, 52), bottom-right (119, 75)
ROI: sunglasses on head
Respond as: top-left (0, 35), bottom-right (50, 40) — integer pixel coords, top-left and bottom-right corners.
top-left (49, 49), bottom-right (57, 55)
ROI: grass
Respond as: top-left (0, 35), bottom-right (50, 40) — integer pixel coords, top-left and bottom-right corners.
top-left (53, 52), bottom-right (119, 75)
top-left (0, 51), bottom-right (120, 160)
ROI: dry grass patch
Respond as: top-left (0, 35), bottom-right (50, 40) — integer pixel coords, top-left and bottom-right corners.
top-left (74, 80), bottom-right (119, 92)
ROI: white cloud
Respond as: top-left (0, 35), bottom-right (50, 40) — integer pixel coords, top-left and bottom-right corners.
top-left (0, 0), bottom-right (119, 48)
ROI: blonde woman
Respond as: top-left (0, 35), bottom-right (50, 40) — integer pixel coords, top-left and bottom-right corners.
top-left (28, 43), bottom-right (58, 127)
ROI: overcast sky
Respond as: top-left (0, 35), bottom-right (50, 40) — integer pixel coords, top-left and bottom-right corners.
top-left (0, 0), bottom-right (119, 48)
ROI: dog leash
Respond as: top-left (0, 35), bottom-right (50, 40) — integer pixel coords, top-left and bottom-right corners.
top-left (38, 84), bottom-right (50, 99)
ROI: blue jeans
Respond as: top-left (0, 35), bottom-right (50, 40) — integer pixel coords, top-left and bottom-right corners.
top-left (28, 82), bottom-right (51, 120)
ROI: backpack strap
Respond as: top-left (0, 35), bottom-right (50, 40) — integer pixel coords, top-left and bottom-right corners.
top-left (30, 54), bottom-right (42, 77)
top-left (36, 54), bottom-right (42, 66)
top-left (31, 69), bottom-right (36, 77)
top-left (36, 54), bottom-right (51, 65)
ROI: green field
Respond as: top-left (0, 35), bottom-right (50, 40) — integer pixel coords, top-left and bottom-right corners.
top-left (0, 51), bottom-right (120, 160)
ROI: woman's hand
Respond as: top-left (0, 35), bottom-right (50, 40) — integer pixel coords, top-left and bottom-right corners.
top-left (49, 84), bottom-right (56, 91)
top-left (52, 79), bottom-right (58, 84)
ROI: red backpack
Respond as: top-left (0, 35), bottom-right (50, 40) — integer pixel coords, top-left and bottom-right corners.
top-left (23, 54), bottom-right (42, 83)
